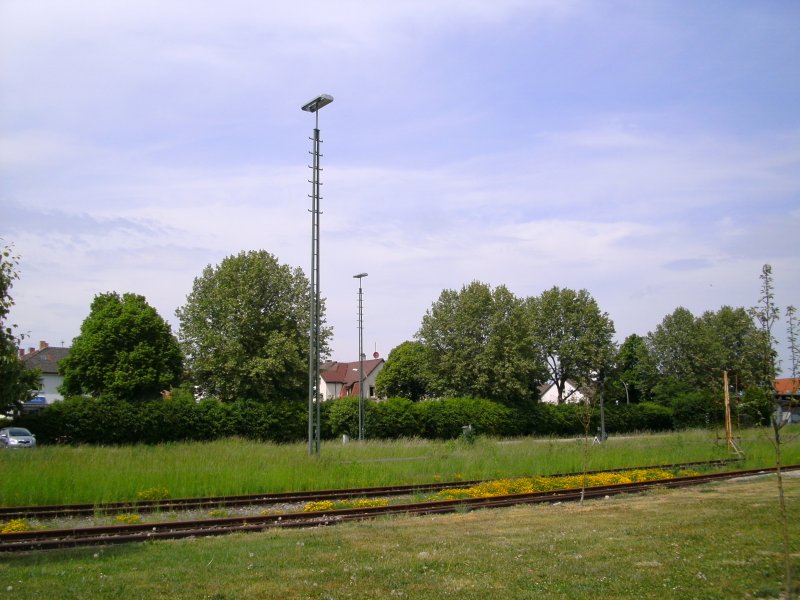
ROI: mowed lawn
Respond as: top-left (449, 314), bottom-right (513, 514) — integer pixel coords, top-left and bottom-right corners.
top-left (1, 474), bottom-right (798, 599)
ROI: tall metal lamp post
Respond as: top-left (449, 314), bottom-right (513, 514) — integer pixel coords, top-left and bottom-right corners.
top-left (302, 93), bottom-right (333, 456)
top-left (353, 272), bottom-right (368, 440)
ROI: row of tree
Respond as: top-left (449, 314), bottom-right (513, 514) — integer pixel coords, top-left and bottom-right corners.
top-left (376, 280), bottom-right (775, 410)
top-left (0, 240), bottom-right (790, 425)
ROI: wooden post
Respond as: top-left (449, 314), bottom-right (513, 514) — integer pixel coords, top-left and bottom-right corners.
top-left (723, 370), bottom-right (743, 457)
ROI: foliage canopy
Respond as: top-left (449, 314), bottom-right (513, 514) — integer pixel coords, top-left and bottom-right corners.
top-left (374, 341), bottom-right (432, 401)
top-left (59, 292), bottom-right (182, 401)
top-left (176, 250), bottom-right (328, 403)
top-left (525, 286), bottom-right (616, 404)
top-left (0, 240), bottom-right (41, 413)
top-left (416, 281), bottom-right (541, 404)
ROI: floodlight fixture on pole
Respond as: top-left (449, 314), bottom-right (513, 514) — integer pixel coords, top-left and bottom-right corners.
top-left (353, 273), bottom-right (368, 441)
top-left (301, 94), bottom-right (334, 113)
top-left (303, 93), bottom-right (333, 456)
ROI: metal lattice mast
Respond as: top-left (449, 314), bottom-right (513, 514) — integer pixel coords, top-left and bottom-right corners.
top-left (354, 273), bottom-right (368, 440)
top-left (302, 94), bottom-right (333, 456)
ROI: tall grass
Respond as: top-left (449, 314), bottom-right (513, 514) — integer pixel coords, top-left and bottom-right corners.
top-left (1, 426), bottom-right (797, 506)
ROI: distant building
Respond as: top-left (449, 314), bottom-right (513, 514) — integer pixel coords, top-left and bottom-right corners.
top-left (774, 378), bottom-right (800, 424)
top-left (538, 380), bottom-right (586, 404)
top-left (320, 357), bottom-right (385, 400)
top-left (19, 341), bottom-right (70, 411)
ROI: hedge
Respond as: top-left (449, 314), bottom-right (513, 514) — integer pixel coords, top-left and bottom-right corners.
top-left (15, 394), bottom-right (684, 446)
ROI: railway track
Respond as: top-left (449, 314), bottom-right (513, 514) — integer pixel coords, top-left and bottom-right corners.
top-left (0, 459), bottom-right (739, 521)
top-left (2, 463), bottom-right (795, 553)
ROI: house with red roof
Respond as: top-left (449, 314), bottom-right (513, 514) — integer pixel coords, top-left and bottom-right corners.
top-left (774, 378), bottom-right (799, 423)
top-left (320, 357), bottom-right (385, 400)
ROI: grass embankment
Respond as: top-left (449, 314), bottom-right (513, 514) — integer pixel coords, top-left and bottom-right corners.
top-left (0, 474), bottom-right (797, 599)
top-left (1, 426), bottom-right (797, 506)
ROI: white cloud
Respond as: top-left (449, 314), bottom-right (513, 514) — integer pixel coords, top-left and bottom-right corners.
top-left (2, 1), bottom-right (798, 376)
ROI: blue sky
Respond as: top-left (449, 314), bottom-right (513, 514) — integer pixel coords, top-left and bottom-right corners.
top-left (2, 1), bottom-right (799, 375)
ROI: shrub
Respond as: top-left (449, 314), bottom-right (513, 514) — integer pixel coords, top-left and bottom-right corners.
top-left (229, 400), bottom-right (306, 443)
top-left (603, 402), bottom-right (673, 433)
top-left (736, 387), bottom-right (774, 427)
top-left (368, 397), bottom-right (418, 439)
top-left (412, 397), bottom-right (516, 439)
top-left (16, 395), bottom-right (308, 445)
top-left (670, 391), bottom-right (722, 429)
top-left (325, 396), bottom-right (360, 439)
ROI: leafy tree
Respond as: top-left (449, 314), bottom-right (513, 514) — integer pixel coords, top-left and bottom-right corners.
top-left (525, 287), bottom-right (615, 404)
top-left (59, 292), bottom-right (182, 401)
top-left (697, 306), bottom-right (769, 390)
top-left (647, 307), bottom-right (706, 392)
top-left (0, 240), bottom-right (41, 414)
top-left (416, 281), bottom-right (540, 404)
top-left (605, 334), bottom-right (658, 404)
top-left (176, 250), bottom-right (327, 403)
top-left (648, 305), bottom-right (772, 396)
top-left (375, 341), bottom-right (433, 401)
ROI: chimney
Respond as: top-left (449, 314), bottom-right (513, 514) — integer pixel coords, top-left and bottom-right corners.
top-left (28, 347), bottom-right (35, 355)
top-left (19, 348), bottom-right (25, 358)
top-left (39, 340), bottom-right (49, 350)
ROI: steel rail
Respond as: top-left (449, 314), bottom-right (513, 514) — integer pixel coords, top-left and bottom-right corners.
top-left (1, 465), bottom-right (795, 553)
top-left (0, 459), bottom-right (739, 521)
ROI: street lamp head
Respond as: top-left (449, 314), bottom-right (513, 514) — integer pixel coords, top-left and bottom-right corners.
top-left (353, 272), bottom-right (368, 279)
top-left (301, 94), bottom-right (334, 113)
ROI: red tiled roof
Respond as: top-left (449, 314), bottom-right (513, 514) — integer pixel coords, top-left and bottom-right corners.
top-left (320, 358), bottom-right (384, 384)
top-left (775, 378), bottom-right (800, 395)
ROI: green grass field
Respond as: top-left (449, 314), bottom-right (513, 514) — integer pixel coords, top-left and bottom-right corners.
top-left (1, 473), bottom-right (797, 599)
top-left (1, 426), bottom-right (798, 506)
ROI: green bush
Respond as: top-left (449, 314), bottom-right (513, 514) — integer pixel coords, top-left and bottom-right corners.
top-left (670, 391), bottom-right (722, 429)
top-left (598, 402), bottom-right (673, 433)
top-left (325, 396), bottom-right (360, 439)
top-left (15, 390), bottom-right (678, 445)
top-left (16, 395), bottom-right (308, 445)
top-left (229, 400), bottom-right (306, 443)
top-left (736, 387), bottom-right (774, 427)
top-left (412, 397), bottom-right (516, 439)
top-left (368, 397), bottom-right (418, 439)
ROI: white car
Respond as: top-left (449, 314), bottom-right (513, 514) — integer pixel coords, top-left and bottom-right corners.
top-left (0, 427), bottom-right (37, 449)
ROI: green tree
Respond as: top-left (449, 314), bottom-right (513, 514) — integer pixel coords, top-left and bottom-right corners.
top-left (375, 341), bottom-right (433, 401)
top-left (647, 307), bottom-right (706, 392)
top-left (176, 250), bottom-right (327, 403)
top-left (416, 281), bottom-right (540, 404)
top-left (59, 292), bottom-right (182, 401)
top-left (525, 287), bottom-right (615, 404)
top-left (697, 306), bottom-right (770, 390)
top-left (648, 305), bottom-right (772, 396)
top-left (0, 240), bottom-right (41, 414)
top-left (606, 334), bottom-right (658, 404)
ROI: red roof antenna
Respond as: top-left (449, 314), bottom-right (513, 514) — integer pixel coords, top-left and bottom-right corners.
top-left (373, 351), bottom-right (379, 359)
